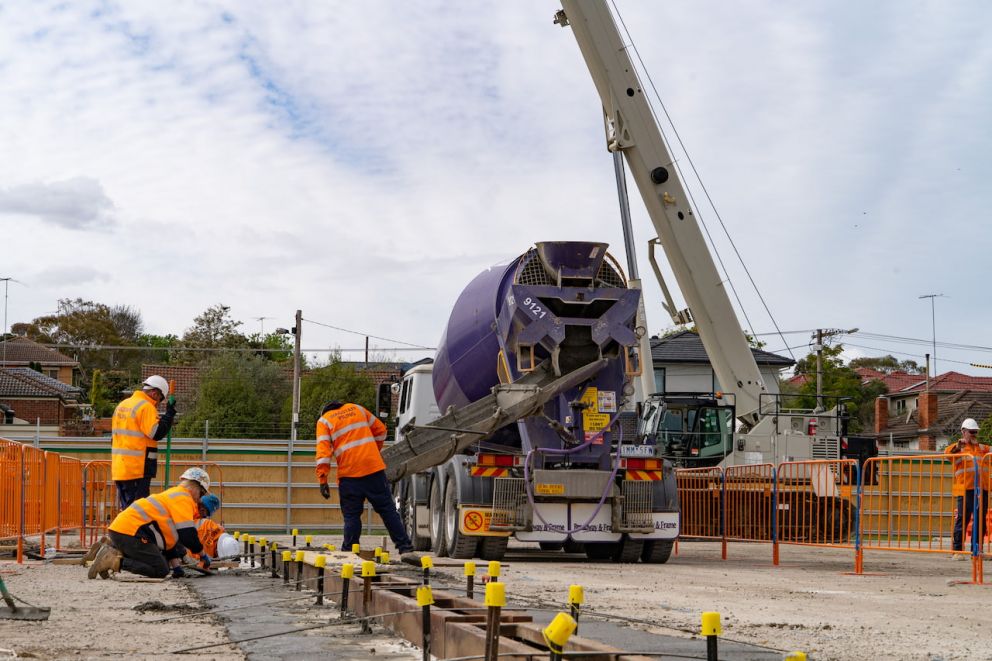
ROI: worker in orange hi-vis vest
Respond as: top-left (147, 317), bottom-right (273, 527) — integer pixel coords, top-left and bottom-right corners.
top-left (944, 418), bottom-right (990, 557)
top-left (111, 375), bottom-right (176, 509)
top-left (315, 401), bottom-right (414, 556)
top-left (192, 493), bottom-right (224, 559)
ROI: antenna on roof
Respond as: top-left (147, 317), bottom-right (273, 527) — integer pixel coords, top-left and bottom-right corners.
top-left (1, 277), bottom-right (27, 368)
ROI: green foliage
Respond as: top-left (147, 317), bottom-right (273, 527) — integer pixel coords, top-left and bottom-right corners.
top-left (848, 354), bottom-right (920, 374)
top-left (973, 415), bottom-right (992, 446)
top-left (246, 332), bottom-right (293, 363)
top-left (88, 369), bottom-right (133, 417)
top-left (175, 304), bottom-right (249, 364)
top-left (790, 344), bottom-right (888, 433)
top-left (291, 361), bottom-right (377, 441)
top-left (174, 353), bottom-right (291, 439)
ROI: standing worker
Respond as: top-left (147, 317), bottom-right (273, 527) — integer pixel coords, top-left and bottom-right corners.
top-left (87, 468), bottom-right (210, 579)
top-left (315, 401), bottom-right (414, 556)
top-left (111, 375), bottom-right (176, 509)
top-left (945, 418), bottom-right (990, 557)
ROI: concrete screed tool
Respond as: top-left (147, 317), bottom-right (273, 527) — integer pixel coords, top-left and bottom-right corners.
top-left (0, 574), bottom-right (51, 621)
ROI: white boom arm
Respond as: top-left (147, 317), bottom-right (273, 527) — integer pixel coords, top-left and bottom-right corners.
top-left (558, 0), bottom-right (767, 425)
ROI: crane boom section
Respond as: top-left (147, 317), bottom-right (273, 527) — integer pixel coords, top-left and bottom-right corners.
top-left (559, 0), bottom-right (766, 424)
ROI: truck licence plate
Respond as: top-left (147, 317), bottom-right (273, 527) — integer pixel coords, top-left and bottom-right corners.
top-left (619, 444), bottom-right (654, 458)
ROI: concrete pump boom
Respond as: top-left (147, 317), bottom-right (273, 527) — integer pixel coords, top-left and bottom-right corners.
top-left (557, 0), bottom-right (767, 427)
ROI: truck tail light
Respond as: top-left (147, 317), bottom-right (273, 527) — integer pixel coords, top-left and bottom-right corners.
top-left (477, 453), bottom-right (520, 467)
top-left (619, 458), bottom-right (662, 470)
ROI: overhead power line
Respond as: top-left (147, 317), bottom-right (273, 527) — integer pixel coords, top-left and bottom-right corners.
top-left (301, 317), bottom-right (434, 350)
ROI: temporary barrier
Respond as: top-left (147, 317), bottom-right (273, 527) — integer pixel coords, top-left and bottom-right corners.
top-left (723, 464), bottom-right (776, 557)
top-left (0, 440), bottom-right (23, 556)
top-left (58, 456), bottom-right (84, 550)
top-left (676, 468), bottom-right (724, 539)
top-left (776, 459), bottom-right (858, 547)
top-left (20, 445), bottom-right (46, 560)
top-left (82, 460), bottom-right (116, 547)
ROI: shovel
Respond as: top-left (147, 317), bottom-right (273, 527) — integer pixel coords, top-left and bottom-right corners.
top-left (0, 575), bottom-right (51, 621)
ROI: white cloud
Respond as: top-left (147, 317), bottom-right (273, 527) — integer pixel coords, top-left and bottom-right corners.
top-left (0, 177), bottom-right (117, 230)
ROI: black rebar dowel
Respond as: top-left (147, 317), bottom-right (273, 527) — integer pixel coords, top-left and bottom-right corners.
top-left (422, 602), bottom-right (431, 661)
top-left (270, 548), bottom-right (278, 578)
top-left (259, 542), bottom-right (266, 569)
top-left (283, 557), bottom-right (289, 585)
top-left (707, 634), bottom-right (718, 661)
top-left (295, 559), bottom-right (303, 591)
top-left (243, 537), bottom-right (249, 562)
top-left (361, 576), bottom-right (373, 634)
top-left (250, 540), bottom-right (256, 568)
top-left (483, 605), bottom-right (501, 661)
top-left (467, 575), bottom-right (474, 600)
top-left (341, 577), bottom-right (350, 614)
top-left (316, 566), bottom-right (325, 606)
top-left (423, 567), bottom-right (430, 586)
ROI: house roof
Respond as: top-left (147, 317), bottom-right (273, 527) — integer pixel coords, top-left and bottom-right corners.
top-left (650, 331), bottom-right (795, 367)
top-left (854, 368), bottom-right (923, 392)
top-left (895, 371), bottom-right (992, 394)
top-left (878, 390), bottom-right (992, 440)
top-left (0, 337), bottom-right (78, 367)
top-left (0, 367), bottom-right (83, 400)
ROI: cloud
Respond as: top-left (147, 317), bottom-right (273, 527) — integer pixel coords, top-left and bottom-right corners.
top-left (32, 265), bottom-right (111, 287)
top-left (0, 177), bottom-right (117, 230)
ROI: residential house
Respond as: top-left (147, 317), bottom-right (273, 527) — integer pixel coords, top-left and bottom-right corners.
top-left (0, 336), bottom-right (79, 385)
top-left (874, 371), bottom-right (992, 450)
top-left (650, 330), bottom-right (795, 396)
top-left (0, 367), bottom-right (85, 426)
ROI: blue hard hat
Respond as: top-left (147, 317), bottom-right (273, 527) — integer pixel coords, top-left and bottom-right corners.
top-left (200, 493), bottom-right (221, 516)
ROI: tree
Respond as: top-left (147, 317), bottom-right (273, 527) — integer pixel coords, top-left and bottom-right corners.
top-left (174, 353), bottom-right (292, 439)
top-left (849, 355), bottom-right (920, 374)
top-left (791, 343), bottom-right (886, 433)
top-left (290, 361), bottom-right (377, 441)
top-left (176, 304), bottom-right (249, 364)
top-left (975, 415), bottom-right (992, 446)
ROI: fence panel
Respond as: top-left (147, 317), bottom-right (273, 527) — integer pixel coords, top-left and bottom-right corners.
top-left (0, 440), bottom-right (23, 552)
top-left (82, 460), bottom-right (117, 546)
top-left (59, 456), bottom-right (84, 549)
top-left (724, 463), bottom-right (776, 548)
top-left (675, 467), bottom-right (724, 540)
top-left (20, 445), bottom-right (46, 550)
top-left (776, 459), bottom-right (858, 548)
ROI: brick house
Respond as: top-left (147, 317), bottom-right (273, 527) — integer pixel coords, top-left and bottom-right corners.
top-left (874, 371), bottom-right (992, 450)
top-left (0, 367), bottom-right (85, 425)
top-left (0, 337), bottom-right (79, 385)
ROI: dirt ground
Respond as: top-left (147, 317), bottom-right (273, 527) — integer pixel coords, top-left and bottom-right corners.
top-left (2, 536), bottom-right (989, 660)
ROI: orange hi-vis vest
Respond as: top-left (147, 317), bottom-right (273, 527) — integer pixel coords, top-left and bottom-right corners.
top-left (315, 403), bottom-right (387, 483)
top-left (111, 390), bottom-right (161, 481)
top-left (194, 518), bottom-right (225, 558)
top-left (109, 485), bottom-right (198, 551)
top-left (945, 441), bottom-right (991, 495)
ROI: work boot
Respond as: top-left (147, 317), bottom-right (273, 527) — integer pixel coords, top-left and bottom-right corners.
top-left (82, 536), bottom-right (111, 564)
top-left (400, 551), bottom-right (422, 565)
top-left (87, 545), bottom-right (122, 579)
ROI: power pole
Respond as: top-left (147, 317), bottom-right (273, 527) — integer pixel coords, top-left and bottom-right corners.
top-left (812, 327), bottom-right (859, 412)
top-left (918, 294), bottom-right (944, 377)
top-left (289, 309), bottom-right (302, 533)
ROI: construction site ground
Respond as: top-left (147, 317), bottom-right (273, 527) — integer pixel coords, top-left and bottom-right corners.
top-left (1, 537), bottom-right (988, 660)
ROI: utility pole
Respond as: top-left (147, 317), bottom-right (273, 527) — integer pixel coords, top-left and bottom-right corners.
top-left (1, 277), bottom-right (25, 367)
top-left (918, 294), bottom-right (944, 377)
top-left (253, 316), bottom-right (273, 335)
top-left (277, 310), bottom-right (303, 533)
top-left (812, 327), bottom-right (859, 412)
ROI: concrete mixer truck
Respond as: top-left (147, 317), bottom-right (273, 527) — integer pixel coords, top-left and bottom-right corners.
top-left (379, 241), bottom-right (680, 562)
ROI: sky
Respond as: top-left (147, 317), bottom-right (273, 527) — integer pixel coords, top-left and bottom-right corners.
top-left (1, 0), bottom-right (991, 375)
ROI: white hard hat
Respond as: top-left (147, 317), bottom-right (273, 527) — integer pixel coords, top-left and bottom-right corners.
top-left (216, 533), bottom-right (240, 559)
top-left (179, 467), bottom-right (211, 492)
top-left (142, 375), bottom-right (170, 398)
top-left (961, 418), bottom-right (980, 431)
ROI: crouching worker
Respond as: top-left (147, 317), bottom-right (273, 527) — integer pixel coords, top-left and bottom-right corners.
top-left (87, 468), bottom-right (211, 579)
top-left (188, 493), bottom-right (224, 569)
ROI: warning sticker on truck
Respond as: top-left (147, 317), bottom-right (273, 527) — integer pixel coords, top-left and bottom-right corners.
top-left (534, 483), bottom-right (565, 496)
top-left (580, 387), bottom-right (611, 442)
top-left (458, 507), bottom-right (510, 537)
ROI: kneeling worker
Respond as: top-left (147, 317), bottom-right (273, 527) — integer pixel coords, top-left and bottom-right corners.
top-left (315, 401), bottom-right (414, 556)
top-left (189, 493), bottom-right (224, 569)
top-left (87, 468), bottom-right (211, 579)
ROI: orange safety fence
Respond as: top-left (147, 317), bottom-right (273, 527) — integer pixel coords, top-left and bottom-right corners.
top-left (20, 445), bottom-right (46, 559)
top-left (724, 463), bottom-right (776, 556)
top-left (82, 460), bottom-right (116, 547)
top-left (1, 440), bottom-right (23, 550)
top-left (983, 455), bottom-right (992, 564)
top-left (58, 455), bottom-right (84, 550)
top-left (675, 467), bottom-right (725, 557)
top-left (776, 459), bottom-right (858, 549)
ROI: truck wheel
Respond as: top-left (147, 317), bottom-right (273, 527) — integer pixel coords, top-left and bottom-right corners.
top-left (583, 542), bottom-right (618, 561)
top-left (478, 536), bottom-right (508, 560)
top-left (613, 536), bottom-right (644, 563)
top-left (429, 477), bottom-right (448, 557)
top-left (400, 479), bottom-right (430, 552)
top-left (444, 478), bottom-right (479, 559)
top-left (641, 540), bottom-right (674, 564)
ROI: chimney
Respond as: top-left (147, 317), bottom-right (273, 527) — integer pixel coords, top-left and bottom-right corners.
top-left (917, 391), bottom-right (939, 451)
top-left (874, 397), bottom-right (888, 435)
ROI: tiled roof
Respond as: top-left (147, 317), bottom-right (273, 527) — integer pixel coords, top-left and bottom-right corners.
top-left (855, 368), bottom-right (923, 392)
top-left (650, 330), bottom-right (794, 367)
top-left (878, 391), bottom-right (992, 440)
top-left (0, 367), bottom-right (83, 400)
top-left (0, 337), bottom-right (78, 367)
top-left (897, 371), bottom-right (992, 394)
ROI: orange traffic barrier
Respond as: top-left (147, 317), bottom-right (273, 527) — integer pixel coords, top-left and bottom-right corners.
top-left (1, 440), bottom-right (23, 557)
top-left (82, 460), bottom-right (117, 547)
top-left (776, 459), bottom-right (858, 547)
top-left (675, 467), bottom-right (724, 557)
top-left (20, 445), bottom-right (46, 560)
top-left (58, 455), bottom-right (84, 550)
top-left (723, 463), bottom-right (776, 561)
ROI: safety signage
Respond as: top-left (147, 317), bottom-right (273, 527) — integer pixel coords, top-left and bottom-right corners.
top-left (580, 387), bottom-right (611, 441)
top-left (459, 507), bottom-right (510, 537)
top-left (534, 483), bottom-right (565, 496)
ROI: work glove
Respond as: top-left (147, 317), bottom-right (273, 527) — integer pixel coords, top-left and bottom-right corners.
top-left (165, 400), bottom-right (177, 418)
top-left (319, 483), bottom-right (331, 500)
top-left (171, 565), bottom-right (186, 578)
top-left (200, 554), bottom-right (211, 569)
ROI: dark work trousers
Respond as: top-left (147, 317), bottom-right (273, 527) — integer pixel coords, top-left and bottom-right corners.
top-left (116, 477), bottom-right (152, 510)
top-left (338, 470), bottom-right (413, 552)
top-left (108, 530), bottom-right (169, 578)
top-left (952, 490), bottom-right (989, 552)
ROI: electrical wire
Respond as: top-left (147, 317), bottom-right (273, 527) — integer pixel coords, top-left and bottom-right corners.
top-left (302, 317), bottom-right (434, 350)
top-left (608, 2), bottom-right (795, 361)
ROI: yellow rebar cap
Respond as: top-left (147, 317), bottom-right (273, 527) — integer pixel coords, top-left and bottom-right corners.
top-left (785, 653), bottom-right (807, 661)
top-left (487, 560), bottom-right (501, 578)
top-left (380, 552), bottom-right (390, 564)
top-left (341, 563), bottom-right (354, 579)
top-left (292, 528), bottom-right (299, 536)
top-left (327, 544), bottom-right (336, 552)
top-left (374, 547), bottom-right (383, 558)
top-left (259, 537), bottom-right (267, 546)
top-left (464, 561), bottom-right (476, 577)
top-left (282, 550), bottom-right (292, 561)
top-left (305, 534), bottom-right (313, 544)
top-left (271, 542), bottom-right (279, 551)
top-left (233, 532), bottom-right (241, 540)
top-left (421, 555), bottom-right (434, 569)
top-left (352, 544), bottom-right (361, 554)
top-left (248, 535), bottom-right (255, 544)
top-left (543, 612), bottom-right (577, 651)
top-left (315, 555), bottom-right (327, 568)
top-left (484, 581), bottom-right (506, 608)
top-left (294, 550), bottom-right (305, 562)
top-left (416, 586), bottom-right (434, 607)
top-left (568, 585), bottom-right (584, 605)
top-left (361, 560), bottom-right (376, 577)
top-left (701, 611), bottom-right (722, 637)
